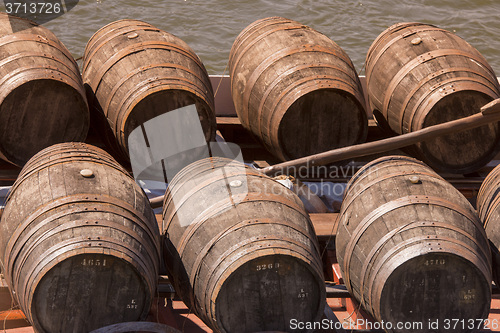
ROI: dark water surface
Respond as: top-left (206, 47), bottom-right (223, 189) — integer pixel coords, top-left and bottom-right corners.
top-left (4, 0), bottom-right (500, 76)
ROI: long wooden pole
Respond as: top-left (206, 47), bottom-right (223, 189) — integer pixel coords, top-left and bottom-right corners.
top-left (262, 98), bottom-right (500, 176)
top-left (149, 99), bottom-right (500, 208)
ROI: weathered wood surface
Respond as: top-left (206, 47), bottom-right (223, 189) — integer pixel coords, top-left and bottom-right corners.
top-left (366, 22), bottom-right (500, 174)
top-left (336, 155), bottom-right (492, 332)
top-left (162, 157), bottom-right (325, 333)
top-left (0, 143), bottom-right (160, 333)
top-left (477, 164), bottom-right (500, 287)
top-left (82, 19), bottom-right (216, 160)
top-left (0, 13), bottom-right (88, 167)
top-left (229, 17), bottom-right (367, 161)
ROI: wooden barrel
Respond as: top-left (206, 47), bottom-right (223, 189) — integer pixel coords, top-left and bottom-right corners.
top-left (336, 155), bottom-right (491, 332)
top-left (162, 157), bottom-right (325, 333)
top-left (477, 164), bottom-right (500, 285)
top-left (82, 19), bottom-right (216, 159)
top-left (365, 22), bottom-right (500, 174)
top-left (229, 17), bottom-right (367, 161)
top-left (0, 13), bottom-right (89, 167)
top-left (0, 143), bottom-right (160, 333)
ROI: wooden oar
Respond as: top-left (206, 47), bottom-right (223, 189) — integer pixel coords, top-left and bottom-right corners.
top-left (149, 98), bottom-right (500, 209)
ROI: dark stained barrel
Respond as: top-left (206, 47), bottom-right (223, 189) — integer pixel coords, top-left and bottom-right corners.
top-left (336, 156), bottom-right (491, 332)
top-left (0, 143), bottom-right (160, 333)
top-left (365, 22), bottom-right (500, 174)
top-left (477, 164), bottom-right (500, 285)
top-left (0, 13), bottom-right (89, 167)
top-left (82, 19), bottom-right (216, 159)
top-left (162, 157), bottom-right (325, 333)
top-left (229, 17), bottom-right (367, 161)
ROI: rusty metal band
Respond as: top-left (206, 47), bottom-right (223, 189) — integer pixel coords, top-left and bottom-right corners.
top-left (84, 19), bottom-right (153, 57)
top-left (0, 33), bottom-right (76, 65)
top-left (11, 219), bottom-right (158, 304)
top-left (8, 216), bottom-right (159, 288)
top-left (0, 51), bottom-right (80, 82)
top-left (406, 77), bottom-right (498, 133)
top-left (103, 63), bottom-right (213, 118)
top-left (256, 63), bottom-right (365, 138)
top-left (82, 26), bottom-right (161, 73)
top-left (17, 146), bottom-right (121, 178)
top-left (115, 78), bottom-right (212, 145)
top-left (365, 22), bottom-right (427, 72)
top-left (162, 169), bottom-right (259, 224)
top-left (162, 161), bottom-right (259, 214)
top-left (5, 194), bottom-right (156, 262)
top-left (205, 244), bottom-right (324, 326)
top-left (397, 67), bottom-right (500, 133)
top-left (188, 218), bottom-right (320, 287)
top-left (0, 66), bottom-right (78, 101)
top-left (344, 156), bottom-right (430, 194)
top-left (24, 246), bottom-right (155, 327)
top-left (265, 76), bottom-right (360, 160)
top-left (22, 240), bottom-right (156, 317)
top-left (172, 191), bottom-right (308, 257)
top-left (365, 24), bottom-right (444, 81)
top-left (358, 220), bottom-right (491, 308)
top-left (112, 77), bottom-right (208, 135)
top-left (410, 78), bottom-right (500, 132)
top-left (369, 238), bottom-right (492, 320)
top-left (229, 24), bottom-right (306, 81)
top-left (342, 194), bottom-right (482, 291)
top-left (341, 170), bottom-right (438, 216)
top-left (382, 48), bottom-right (497, 126)
top-left (393, 67), bottom-right (500, 132)
top-left (168, 158), bottom-right (256, 194)
top-left (4, 199), bottom-right (160, 280)
top-left (244, 45), bottom-right (355, 132)
top-left (477, 171), bottom-right (500, 221)
top-left (229, 17), bottom-right (292, 65)
top-left (89, 41), bottom-right (206, 92)
top-left (203, 240), bottom-right (323, 323)
top-left (482, 190), bottom-right (500, 230)
top-left (8, 157), bottom-right (129, 196)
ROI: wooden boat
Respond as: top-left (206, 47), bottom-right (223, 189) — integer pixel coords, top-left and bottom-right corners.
top-left (1, 76), bottom-right (500, 332)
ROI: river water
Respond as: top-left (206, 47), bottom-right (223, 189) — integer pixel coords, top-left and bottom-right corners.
top-left (5, 0), bottom-right (500, 76)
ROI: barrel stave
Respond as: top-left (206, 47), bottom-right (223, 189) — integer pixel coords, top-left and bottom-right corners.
top-left (366, 23), bottom-right (500, 173)
top-left (163, 157), bottom-right (325, 333)
top-left (336, 156), bottom-right (491, 332)
top-left (0, 14), bottom-right (88, 166)
top-left (83, 19), bottom-right (215, 157)
top-left (229, 17), bottom-right (367, 161)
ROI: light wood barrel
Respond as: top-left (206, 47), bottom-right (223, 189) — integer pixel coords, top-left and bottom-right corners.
top-left (336, 155), bottom-right (491, 332)
top-left (82, 19), bottom-right (216, 159)
top-left (229, 17), bottom-right (367, 161)
top-left (366, 22), bottom-right (500, 173)
top-left (162, 157), bottom-right (325, 333)
top-left (0, 143), bottom-right (160, 333)
top-left (0, 13), bottom-right (88, 166)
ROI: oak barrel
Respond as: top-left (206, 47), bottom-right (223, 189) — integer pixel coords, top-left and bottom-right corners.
top-left (0, 143), bottom-right (160, 333)
top-left (0, 13), bottom-right (89, 167)
top-left (365, 22), bottom-right (500, 173)
top-left (162, 157), bottom-right (325, 333)
top-left (477, 164), bottom-right (500, 285)
top-left (82, 19), bottom-right (216, 159)
top-left (336, 156), bottom-right (491, 332)
top-left (229, 17), bottom-right (367, 161)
